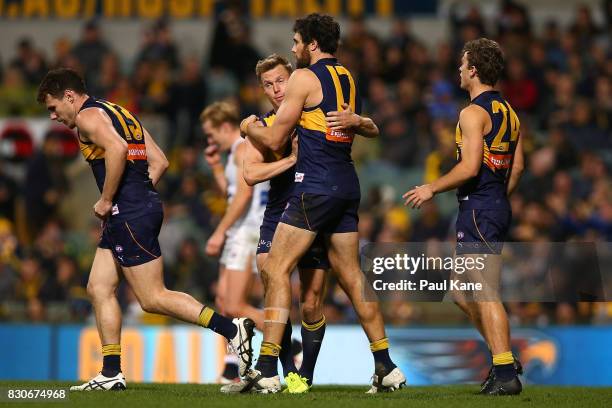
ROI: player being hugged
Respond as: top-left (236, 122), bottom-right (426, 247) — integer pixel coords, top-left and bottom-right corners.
top-left (243, 14), bottom-right (406, 394)
top-left (37, 69), bottom-right (255, 391)
top-left (403, 39), bottom-right (525, 396)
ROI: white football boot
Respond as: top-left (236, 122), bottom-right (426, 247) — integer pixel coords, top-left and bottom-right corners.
top-left (227, 318), bottom-right (256, 377)
top-left (70, 372), bottom-right (126, 391)
top-left (240, 369), bottom-right (281, 394)
top-left (366, 366), bottom-right (406, 394)
top-left (220, 379), bottom-right (249, 393)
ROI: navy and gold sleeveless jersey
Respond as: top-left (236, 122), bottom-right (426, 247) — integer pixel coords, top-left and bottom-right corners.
top-left (456, 90), bottom-right (520, 210)
top-left (294, 58), bottom-right (362, 200)
top-left (78, 97), bottom-right (162, 220)
top-left (259, 110), bottom-right (294, 213)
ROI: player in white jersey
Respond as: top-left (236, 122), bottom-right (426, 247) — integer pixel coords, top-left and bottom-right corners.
top-left (201, 102), bottom-right (269, 382)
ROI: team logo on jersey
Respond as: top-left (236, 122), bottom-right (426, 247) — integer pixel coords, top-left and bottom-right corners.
top-left (295, 172), bottom-right (304, 182)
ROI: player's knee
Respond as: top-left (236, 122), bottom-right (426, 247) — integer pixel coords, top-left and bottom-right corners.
top-left (86, 280), bottom-right (114, 300)
top-left (301, 290), bottom-right (323, 320)
top-left (300, 300), bottom-right (321, 322)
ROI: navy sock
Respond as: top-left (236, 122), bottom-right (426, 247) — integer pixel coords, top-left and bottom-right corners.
top-left (300, 316), bottom-right (326, 385)
top-left (279, 319), bottom-right (297, 377)
top-left (101, 355), bottom-right (120, 377)
top-left (255, 355), bottom-right (279, 378)
top-left (493, 363), bottom-right (517, 382)
top-left (198, 307), bottom-right (237, 340)
top-left (370, 338), bottom-right (396, 373)
top-left (255, 342), bottom-right (281, 377)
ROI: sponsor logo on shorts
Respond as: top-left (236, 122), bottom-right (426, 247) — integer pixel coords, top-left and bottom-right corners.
top-left (112, 204), bottom-right (119, 215)
top-left (457, 231), bottom-right (464, 240)
top-left (295, 172), bottom-right (304, 182)
top-left (115, 245), bottom-right (123, 253)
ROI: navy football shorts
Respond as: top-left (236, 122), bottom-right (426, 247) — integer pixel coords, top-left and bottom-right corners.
top-left (455, 209), bottom-right (511, 255)
top-left (257, 212), bottom-right (330, 270)
top-left (280, 192), bottom-right (359, 234)
top-left (99, 212), bottom-right (163, 267)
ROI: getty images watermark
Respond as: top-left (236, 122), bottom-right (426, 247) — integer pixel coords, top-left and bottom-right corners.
top-left (371, 253), bottom-right (488, 292)
top-left (360, 242), bottom-right (611, 302)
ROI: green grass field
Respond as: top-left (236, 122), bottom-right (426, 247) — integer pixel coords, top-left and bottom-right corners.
top-left (2, 382), bottom-right (611, 408)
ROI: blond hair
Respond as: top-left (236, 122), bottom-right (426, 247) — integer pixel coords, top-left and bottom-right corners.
top-left (199, 101), bottom-right (240, 128)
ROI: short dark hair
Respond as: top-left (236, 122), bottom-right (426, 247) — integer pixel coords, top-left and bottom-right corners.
top-left (36, 68), bottom-right (87, 104)
top-left (462, 38), bottom-right (505, 86)
top-left (255, 54), bottom-right (293, 83)
top-left (293, 13), bottom-right (340, 54)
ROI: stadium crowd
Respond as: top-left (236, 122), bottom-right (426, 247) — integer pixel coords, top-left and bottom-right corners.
top-left (0, 1), bottom-right (610, 326)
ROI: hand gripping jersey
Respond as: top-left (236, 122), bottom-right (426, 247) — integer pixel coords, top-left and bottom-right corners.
top-left (294, 58), bottom-right (362, 200)
top-left (77, 97), bottom-right (162, 220)
top-left (455, 90), bottom-right (520, 210)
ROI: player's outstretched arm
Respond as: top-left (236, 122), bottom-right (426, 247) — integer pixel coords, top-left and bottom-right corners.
top-left (507, 132), bottom-right (524, 196)
top-left (246, 69), bottom-right (310, 151)
top-left (243, 136), bottom-right (297, 186)
top-left (76, 108), bottom-right (128, 218)
top-left (206, 141), bottom-right (254, 257)
top-left (403, 105), bottom-right (485, 208)
top-left (143, 128), bottom-right (169, 186)
top-left (326, 103), bottom-right (379, 138)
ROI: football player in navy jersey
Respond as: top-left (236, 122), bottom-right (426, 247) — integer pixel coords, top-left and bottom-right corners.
top-left (403, 39), bottom-right (525, 395)
top-left (37, 68), bottom-right (255, 391)
top-left (242, 15), bottom-right (405, 394)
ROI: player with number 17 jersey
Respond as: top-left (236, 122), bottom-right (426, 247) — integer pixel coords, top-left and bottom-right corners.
top-left (281, 57), bottom-right (362, 233)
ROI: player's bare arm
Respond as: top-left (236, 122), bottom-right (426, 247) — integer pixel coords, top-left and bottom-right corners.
top-left (246, 69), bottom-right (314, 151)
top-left (507, 132), bottom-right (524, 196)
top-left (76, 108), bottom-right (128, 219)
top-left (326, 103), bottom-right (379, 138)
top-left (143, 128), bottom-right (169, 186)
top-left (403, 105), bottom-right (486, 208)
top-left (243, 136), bottom-right (297, 186)
top-left (204, 138), bottom-right (228, 195)
top-left (206, 141), bottom-right (254, 257)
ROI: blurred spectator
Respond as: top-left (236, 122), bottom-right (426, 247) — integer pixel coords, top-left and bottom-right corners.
top-left (71, 20), bottom-right (111, 89)
top-left (0, 64), bottom-right (41, 116)
top-left (569, 4), bottom-right (602, 48)
top-left (136, 20), bottom-right (179, 70)
top-left (92, 53), bottom-right (120, 98)
top-left (502, 57), bottom-right (539, 113)
top-left (208, 2), bottom-right (260, 84)
top-left (14, 252), bottom-right (45, 301)
top-left (168, 57), bottom-right (207, 146)
top-left (106, 76), bottom-right (139, 114)
top-left (10, 38), bottom-right (47, 86)
top-left (167, 237), bottom-right (216, 303)
top-left (24, 135), bottom-right (70, 239)
top-left (449, 3), bottom-right (487, 54)
top-left (40, 256), bottom-right (87, 303)
top-left (0, 166), bottom-right (17, 220)
top-left (50, 37), bottom-right (73, 69)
